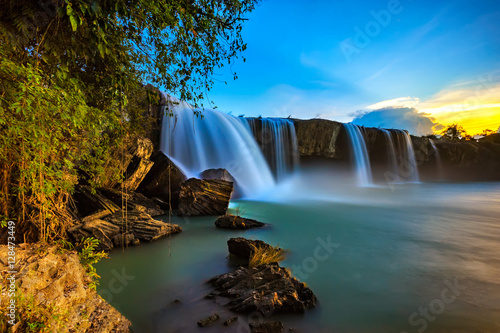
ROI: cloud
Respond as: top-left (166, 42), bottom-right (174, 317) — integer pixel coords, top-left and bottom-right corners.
top-left (351, 107), bottom-right (440, 136)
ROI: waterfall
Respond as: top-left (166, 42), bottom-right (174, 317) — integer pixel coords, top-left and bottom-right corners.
top-left (393, 130), bottom-right (419, 183)
top-left (241, 118), bottom-right (299, 181)
top-left (381, 129), bottom-right (399, 180)
top-left (344, 123), bottom-right (373, 186)
top-left (429, 139), bottom-right (443, 180)
top-left (160, 97), bottom-right (275, 197)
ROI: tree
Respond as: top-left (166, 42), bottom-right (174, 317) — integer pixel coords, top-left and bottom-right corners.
top-left (0, 0), bottom-right (258, 241)
top-left (441, 124), bottom-right (468, 140)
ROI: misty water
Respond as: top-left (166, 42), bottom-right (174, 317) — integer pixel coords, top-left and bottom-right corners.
top-left (96, 169), bottom-right (500, 333)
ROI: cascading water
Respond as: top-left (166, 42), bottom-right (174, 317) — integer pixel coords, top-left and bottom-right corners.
top-left (429, 139), bottom-right (443, 180)
top-left (381, 129), bottom-right (399, 180)
top-left (241, 118), bottom-right (299, 181)
top-left (159, 97), bottom-right (275, 197)
top-left (393, 130), bottom-right (419, 183)
top-left (344, 123), bottom-right (373, 186)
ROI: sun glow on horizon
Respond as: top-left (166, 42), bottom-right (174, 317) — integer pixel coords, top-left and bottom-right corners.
top-left (364, 74), bottom-right (500, 135)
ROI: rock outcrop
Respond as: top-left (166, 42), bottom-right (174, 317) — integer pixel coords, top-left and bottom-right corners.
top-left (293, 119), bottom-right (343, 158)
top-left (208, 263), bottom-right (317, 316)
top-left (200, 168), bottom-right (236, 183)
top-left (137, 151), bottom-right (187, 209)
top-left (227, 237), bottom-right (274, 259)
top-left (215, 215), bottom-right (265, 230)
top-left (99, 187), bottom-right (165, 217)
top-left (70, 185), bottom-right (180, 250)
top-left (0, 244), bottom-right (131, 332)
top-left (178, 178), bottom-right (233, 216)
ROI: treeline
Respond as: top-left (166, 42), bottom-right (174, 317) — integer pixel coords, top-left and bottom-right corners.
top-left (0, 0), bottom-right (258, 242)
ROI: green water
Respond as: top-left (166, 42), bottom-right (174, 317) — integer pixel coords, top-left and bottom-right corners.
top-left (96, 181), bottom-right (500, 332)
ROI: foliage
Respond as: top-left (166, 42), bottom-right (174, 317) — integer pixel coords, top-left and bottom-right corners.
top-left (248, 245), bottom-right (286, 268)
top-left (0, 293), bottom-right (71, 333)
top-left (57, 237), bottom-right (108, 290)
top-left (440, 124), bottom-right (468, 140)
top-left (0, 0), bottom-right (257, 242)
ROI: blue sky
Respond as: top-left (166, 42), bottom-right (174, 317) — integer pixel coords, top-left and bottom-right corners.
top-left (204, 0), bottom-right (500, 134)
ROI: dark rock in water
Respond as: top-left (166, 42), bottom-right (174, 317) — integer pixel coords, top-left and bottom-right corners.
top-left (178, 178), bottom-right (233, 216)
top-left (215, 215), bottom-right (265, 230)
top-left (99, 187), bottom-right (165, 217)
top-left (200, 168), bottom-right (236, 183)
top-left (227, 237), bottom-right (274, 259)
top-left (197, 313), bottom-right (220, 327)
top-left (249, 321), bottom-right (284, 333)
top-left (137, 151), bottom-right (187, 209)
top-left (208, 263), bottom-right (317, 316)
top-left (224, 317), bottom-right (238, 326)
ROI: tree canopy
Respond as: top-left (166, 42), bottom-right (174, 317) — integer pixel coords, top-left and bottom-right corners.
top-left (0, 0), bottom-right (258, 241)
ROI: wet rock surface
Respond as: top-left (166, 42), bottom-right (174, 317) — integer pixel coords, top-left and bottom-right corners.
top-left (208, 263), bottom-right (317, 316)
top-left (178, 178), bottom-right (233, 216)
top-left (227, 237), bottom-right (274, 259)
top-left (215, 215), bottom-right (265, 230)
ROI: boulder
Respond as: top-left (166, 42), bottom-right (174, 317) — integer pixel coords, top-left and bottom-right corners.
top-left (200, 168), bottom-right (236, 183)
top-left (227, 237), bottom-right (274, 259)
top-left (137, 151), bottom-right (187, 209)
top-left (250, 321), bottom-right (284, 333)
top-left (178, 178), bottom-right (233, 216)
top-left (215, 215), bottom-right (265, 230)
top-left (208, 263), bottom-right (317, 316)
top-left (0, 244), bottom-right (131, 332)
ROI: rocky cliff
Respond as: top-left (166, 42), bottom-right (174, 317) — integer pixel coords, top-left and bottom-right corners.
top-left (290, 119), bottom-right (500, 181)
top-left (0, 244), bottom-right (131, 332)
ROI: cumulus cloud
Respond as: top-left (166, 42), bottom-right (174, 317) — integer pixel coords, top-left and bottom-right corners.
top-left (351, 107), bottom-right (440, 136)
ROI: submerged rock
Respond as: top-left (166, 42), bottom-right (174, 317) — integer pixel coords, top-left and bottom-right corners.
top-left (250, 321), bottom-right (284, 333)
top-left (178, 178), bottom-right (233, 216)
top-left (224, 316), bottom-right (238, 326)
top-left (197, 313), bottom-right (220, 327)
top-left (208, 263), bottom-right (317, 316)
top-left (227, 237), bottom-right (274, 259)
top-left (215, 215), bottom-right (265, 230)
top-left (0, 244), bottom-right (131, 332)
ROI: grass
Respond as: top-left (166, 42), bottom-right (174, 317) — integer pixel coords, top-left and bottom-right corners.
top-left (248, 245), bottom-right (287, 268)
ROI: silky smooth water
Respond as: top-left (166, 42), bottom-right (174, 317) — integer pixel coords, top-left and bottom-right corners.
top-left (344, 123), bottom-right (373, 186)
top-left (96, 177), bottom-right (500, 333)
